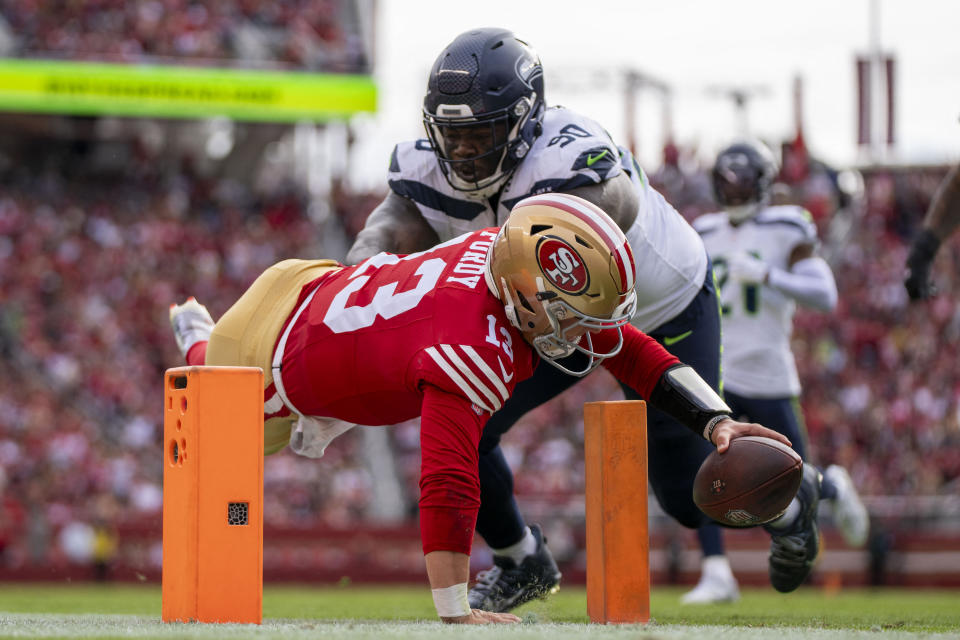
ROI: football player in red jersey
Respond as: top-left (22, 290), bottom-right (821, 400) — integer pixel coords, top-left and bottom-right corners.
top-left (170, 193), bottom-right (789, 624)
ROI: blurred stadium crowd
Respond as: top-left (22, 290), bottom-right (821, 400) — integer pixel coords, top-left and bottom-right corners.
top-left (0, 0), bottom-right (957, 583)
top-left (1, 126), bottom-right (958, 576)
top-left (0, 0), bottom-right (369, 72)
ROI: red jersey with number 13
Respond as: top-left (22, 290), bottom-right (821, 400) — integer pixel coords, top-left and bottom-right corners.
top-left (277, 229), bottom-right (534, 555)
top-left (274, 227), bottom-right (678, 555)
top-left (279, 229), bottom-right (534, 423)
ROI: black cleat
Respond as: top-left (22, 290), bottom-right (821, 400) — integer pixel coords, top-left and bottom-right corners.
top-left (468, 524), bottom-right (561, 612)
top-left (766, 464), bottom-right (822, 593)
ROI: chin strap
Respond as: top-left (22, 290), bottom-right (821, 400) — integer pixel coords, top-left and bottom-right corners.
top-left (649, 364), bottom-right (731, 442)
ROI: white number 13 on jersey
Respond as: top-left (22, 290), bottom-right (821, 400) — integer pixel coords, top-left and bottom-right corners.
top-left (323, 258), bottom-right (445, 333)
top-left (485, 314), bottom-right (514, 363)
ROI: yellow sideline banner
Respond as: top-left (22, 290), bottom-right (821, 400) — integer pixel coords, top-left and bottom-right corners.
top-left (0, 58), bottom-right (377, 121)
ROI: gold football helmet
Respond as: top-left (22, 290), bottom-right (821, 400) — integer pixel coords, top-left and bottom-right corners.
top-left (484, 193), bottom-right (637, 376)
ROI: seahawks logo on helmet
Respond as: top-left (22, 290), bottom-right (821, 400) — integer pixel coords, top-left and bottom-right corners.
top-left (515, 50), bottom-right (542, 89)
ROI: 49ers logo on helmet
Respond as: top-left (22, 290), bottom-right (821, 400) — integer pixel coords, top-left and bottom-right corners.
top-left (537, 237), bottom-right (588, 294)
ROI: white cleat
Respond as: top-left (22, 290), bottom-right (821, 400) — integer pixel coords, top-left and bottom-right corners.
top-left (169, 297), bottom-right (214, 358)
top-left (824, 465), bottom-right (870, 548)
top-left (681, 556), bottom-right (740, 604)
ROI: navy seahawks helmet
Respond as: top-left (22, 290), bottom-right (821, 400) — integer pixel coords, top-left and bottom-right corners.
top-left (712, 140), bottom-right (778, 221)
top-left (423, 28), bottom-right (545, 198)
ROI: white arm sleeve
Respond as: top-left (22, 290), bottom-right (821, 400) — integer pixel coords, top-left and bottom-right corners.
top-left (766, 256), bottom-right (838, 311)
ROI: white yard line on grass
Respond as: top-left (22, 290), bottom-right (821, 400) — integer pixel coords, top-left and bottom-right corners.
top-left (0, 615), bottom-right (957, 640)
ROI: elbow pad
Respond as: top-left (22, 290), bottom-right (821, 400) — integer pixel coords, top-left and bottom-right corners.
top-left (649, 364), bottom-right (731, 441)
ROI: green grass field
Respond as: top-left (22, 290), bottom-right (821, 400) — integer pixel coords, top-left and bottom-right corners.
top-left (1, 584), bottom-right (959, 639)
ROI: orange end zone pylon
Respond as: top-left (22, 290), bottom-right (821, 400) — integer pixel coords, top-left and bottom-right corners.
top-left (162, 366), bottom-right (264, 624)
top-left (584, 400), bottom-right (650, 624)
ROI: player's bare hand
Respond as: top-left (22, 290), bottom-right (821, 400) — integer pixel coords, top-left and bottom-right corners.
top-left (712, 418), bottom-right (791, 453)
top-left (441, 609), bottom-right (521, 624)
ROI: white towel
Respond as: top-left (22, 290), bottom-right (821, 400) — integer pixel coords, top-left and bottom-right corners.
top-left (289, 415), bottom-right (357, 458)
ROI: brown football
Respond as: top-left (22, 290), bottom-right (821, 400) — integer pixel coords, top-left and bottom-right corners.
top-left (693, 435), bottom-right (803, 527)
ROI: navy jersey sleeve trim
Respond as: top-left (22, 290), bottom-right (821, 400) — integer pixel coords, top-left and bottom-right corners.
top-left (500, 174), bottom-right (601, 211)
top-left (570, 146), bottom-right (619, 179)
top-left (388, 179), bottom-right (487, 221)
top-left (751, 218), bottom-right (815, 238)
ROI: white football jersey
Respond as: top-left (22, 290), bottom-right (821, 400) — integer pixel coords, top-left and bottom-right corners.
top-left (693, 205), bottom-right (819, 397)
top-left (387, 106), bottom-right (707, 332)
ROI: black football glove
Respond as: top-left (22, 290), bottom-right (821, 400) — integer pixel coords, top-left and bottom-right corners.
top-left (904, 229), bottom-right (940, 301)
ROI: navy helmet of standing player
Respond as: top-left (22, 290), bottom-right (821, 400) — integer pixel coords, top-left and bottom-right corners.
top-left (711, 141), bottom-right (779, 222)
top-left (422, 28), bottom-right (546, 198)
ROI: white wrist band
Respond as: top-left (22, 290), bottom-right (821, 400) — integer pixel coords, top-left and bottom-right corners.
top-left (432, 583), bottom-right (470, 618)
top-left (703, 414), bottom-right (729, 442)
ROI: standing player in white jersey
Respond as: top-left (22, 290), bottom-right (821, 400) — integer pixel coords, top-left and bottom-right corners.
top-left (694, 141), bottom-right (870, 590)
top-left (347, 28), bottom-right (818, 608)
